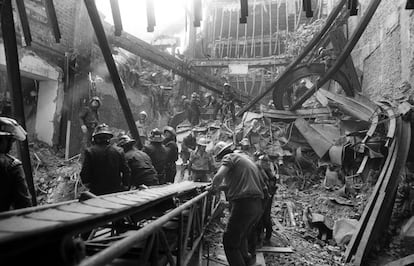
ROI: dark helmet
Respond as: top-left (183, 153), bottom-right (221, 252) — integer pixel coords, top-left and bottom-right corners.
top-left (0, 117), bottom-right (26, 141)
top-left (117, 134), bottom-right (136, 147)
top-left (89, 96), bottom-right (101, 107)
top-left (149, 128), bottom-right (164, 142)
top-left (92, 124), bottom-right (113, 139)
top-left (163, 126), bottom-right (176, 136)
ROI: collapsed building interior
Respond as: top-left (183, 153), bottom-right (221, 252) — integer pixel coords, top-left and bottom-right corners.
top-left (1, 0), bottom-right (414, 265)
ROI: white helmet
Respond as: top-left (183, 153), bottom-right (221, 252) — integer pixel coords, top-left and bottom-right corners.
top-left (0, 117), bottom-right (27, 141)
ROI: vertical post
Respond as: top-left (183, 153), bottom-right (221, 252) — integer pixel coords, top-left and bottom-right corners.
top-left (269, 0), bottom-right (272, 55)
top-left (177, 213), bottom-right (184, 266)
top-left (236, 8), bottom-right (240, 57)
top-left (1, 0), bottom-right (37, 205)
top-left (110, 0), bottom-right (123, 36)
top-left (226, 9), bottom-right (232, 57)
top-left (83, 0), bottom-right (142, 149)
top-left (260, 3), bottom-right (264, 57)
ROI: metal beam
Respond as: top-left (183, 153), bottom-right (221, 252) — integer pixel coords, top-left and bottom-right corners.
top-left (189, 56), bottom-right (289, 68)
top-left (1, 0), bottom-right (36, 205)
top-left (15, 0), bottom-right (32, 46)
top-left (236, 0), bottom-right (347, 116)
top-left (84, 0), bottom-right (142, 149)
top-left (107, 31), bottom-right (250, 103)
top-left (109, 0), bottom-right (122, 36)
top-left (43, 0), bottom-right (61, 43)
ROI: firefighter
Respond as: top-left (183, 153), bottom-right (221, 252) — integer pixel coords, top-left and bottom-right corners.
top-left (80, 124), bottom-right (130, 195)
top-left (143, 128), bottom-right (168, 184)
top-left (0, 117), bottom-right (32, 212)
top-left (188, 137), bottom-right (215, 182)
top-left (215, 83), bottom-right (236, 123)
top-left (163, 126), bottom-right (178, 183)
top-left (79, 96), bottom-right (101, 150)
top-left (211, 141), bottom-right (264, 266)
top-left (117, 134), bottom-right (158, 187)
top-left (189, 92), bottom-right (201, 126)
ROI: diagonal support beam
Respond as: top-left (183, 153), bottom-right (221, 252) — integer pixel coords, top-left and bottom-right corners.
top-left (15, 0), bottom-right (32, 46)
top-left (43, 0), bottom-right (61, 43)
top-left (84, 0), bottom-right (142, 149)
top-left (1, 0), bottom-right (36, 205)
top-left (107, 31), bottom-right (250, 103)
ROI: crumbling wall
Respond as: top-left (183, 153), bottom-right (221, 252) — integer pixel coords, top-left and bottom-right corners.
top-left (349, 1), bottom-right (414, 99)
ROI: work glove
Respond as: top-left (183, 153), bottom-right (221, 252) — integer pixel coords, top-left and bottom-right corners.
top-left (81, 125), bottom-right (88, 133)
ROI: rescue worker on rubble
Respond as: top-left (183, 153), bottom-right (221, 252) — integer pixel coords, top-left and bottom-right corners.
top-left (143, 128), bottom-right (168, 184)
top-left (188, 137), bottom-right (215, 182)
top-left (215, 83), bottom-right (236, 123)
top-left (135, 111), bottom-right (149, 145)
top-left (80, 124), bottom-right (131, 196)
top-left (211, 141), bottom-right (265, 266)
top-left (163, 126), bottom-right (178, 183)
top-left (189, 92), bottom-right (201, 126)
top-left (254, 152), bottom-right (278, 246)
top-left (117, 134), bottom-right (159, 187)
top-left (181, 128), bottom-right (198, 166)
top-left (235, 138), bottom-right (255, 158)
top-left (0, 117), bottom-right (32, 212)
top-left (79, 96), bottom-right (101, 151)
top-left (204, 92), bottom-right (219, 120)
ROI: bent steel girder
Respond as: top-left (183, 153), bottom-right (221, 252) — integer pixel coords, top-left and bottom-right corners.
top-left (272, 63), bottom-right (354, 110)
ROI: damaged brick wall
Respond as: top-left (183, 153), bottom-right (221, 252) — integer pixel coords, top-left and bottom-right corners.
top-left (349, 1), bottom-right (414, 99)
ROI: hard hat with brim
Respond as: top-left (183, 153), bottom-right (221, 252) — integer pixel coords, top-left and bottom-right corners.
top-left (92, 124), bottom-right (113, 138)
top-left (193, 126), bottom-right (207, 133)
top-left (197, 137), bottom-right (209, 146)
top-left (0, 117), bottom-right (27, 141)
top-left (163, 126), bottom-right (176, 136)
top-left (118, 135), bottom-right (136, 146)
top-left (149, 128), bottom-right (164, 142)
top-left (214, 141), bottom-right (233, 158)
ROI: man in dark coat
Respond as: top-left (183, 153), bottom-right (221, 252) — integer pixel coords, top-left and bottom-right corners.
top-left (163, 126), bottom-right (178, 183)
top-left (0, 117), bottom-right (32, 212)
top-left (80, 124), bottom-right (130, 195)
top-left (211, 142), bottom-right (264, 266)
top-left (143, 128), bottom-right (168, 184)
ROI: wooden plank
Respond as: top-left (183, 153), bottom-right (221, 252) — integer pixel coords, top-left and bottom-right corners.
top-left (256, 246), bottom-right (294, 253)
top-left (102, 196), bottom-right (139, 205)
top-left (107, 26), bottom-right (249, 103)
top-left (26, 209), bottom-right (91, 221)
top-left (115, 194), bottom-right (149, 202)
top-left (385, 254), bottom-right (414, 266)
top-left (83, 198), bottom-right (127, 209)
top-left (0, 217), bottom-right (60, 232)
top-left (329, 28), bottom-right (362, 92)
top-left (58, 203), bottom-right (110, 214)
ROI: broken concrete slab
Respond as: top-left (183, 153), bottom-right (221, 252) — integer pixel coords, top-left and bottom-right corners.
top-left (295, 118), bottom-right (334, 158)
top-left (333, 218), bottom-right (358, 245)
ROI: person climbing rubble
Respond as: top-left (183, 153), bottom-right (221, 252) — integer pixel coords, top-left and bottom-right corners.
top-left (215, 83), bottom-right (236, 123)
top-left (189, 92), bottom-right (201, 126)
top-left (211, 141), bottom-right (264, 266)
top-left (117, 134), bottom-right (158, 187)
top-left (80, 124), bottom-right (131, 196)
top-left (188, 137), bottom-right (215, 182)
top-left (163, 126), bottom-right (178, 183)
top-left (143, 128), bottom-right (168, 184)
top-left (135, 111), bottom-right (149, 145)
top-left (0, 117), bottom-right (32, 212)
top-left (79, 96), bottom-right (101, 151)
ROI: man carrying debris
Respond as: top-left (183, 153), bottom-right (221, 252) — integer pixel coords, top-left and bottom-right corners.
top-left (117, 134), bottom-right (158, 187)
top-left (211, 141), bottom-right (264, 266)
top-left (80, 124), bottom-right (131, 195)
top-left (143, 128), bottom-right (168, 184)
top-left (135, 111), bottom-right (149, 145)
top-left (79, 96), bottom-right (101, 150)
top-left (188, 137), bottom-right (215, 182)
top-left (163, 126), bottom-right (178, 183)
top-left (0, 117), bottom-right (32, 212)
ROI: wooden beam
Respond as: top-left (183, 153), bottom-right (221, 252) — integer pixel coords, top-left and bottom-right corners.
top-left (107, 31), bottom-right (249, 102)
top-left (189, 55), bottom-right (289, 67)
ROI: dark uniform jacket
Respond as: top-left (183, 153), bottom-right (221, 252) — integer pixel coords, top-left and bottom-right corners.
top-left (125, 148), bottom-right (158, 186)
top-left (163, 137), bottom-right (179, 164)
top-left (0, 154), bottom-right (32, 212)
top-left (143, 143), bottom-right (168, 176)
top-left (80, 144), bottom-right (130, 195)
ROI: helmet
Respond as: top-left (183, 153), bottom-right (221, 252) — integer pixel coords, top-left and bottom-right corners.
top-left (0, 117), bottom-right (26, 141)
top-left (223, 82), bottom-right (231, 88)
top-left (89, 96), bottom-right (101, 107)
top-left (213, 141), bottom-right (233, 158)
top-left (117, 134), bottom-right (136, 147)
top-left (163, 126), bottom-right (176, 136)
top-left (204, 92), bottom-right (212, 98)
top-left (317, 47), bottom-right (325, 55)
top-left (149, 128), bottom-right (164, 142)
top-left (92, 124), bottom-right (113, 138)
top-left (139, 111), bottom-right (148, 118)
top-left (197, 137), bottom-right (209, 146)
